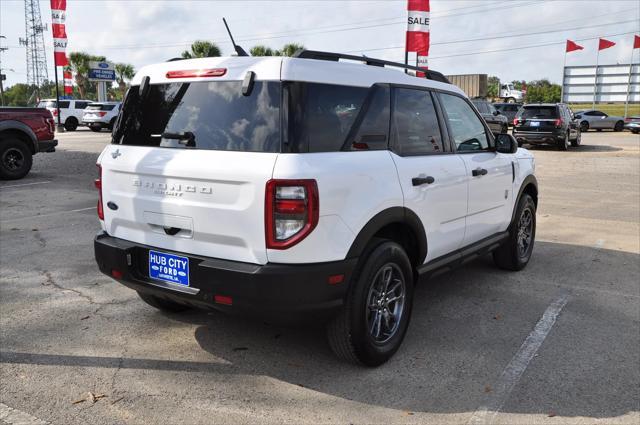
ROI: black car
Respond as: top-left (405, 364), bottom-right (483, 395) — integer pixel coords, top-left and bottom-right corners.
top-left (471, 99), bottom-right (509, 135)
top-left (513, 103), bottom-right (581, 151)
top-left (494, 102), bottom-right (523, 126)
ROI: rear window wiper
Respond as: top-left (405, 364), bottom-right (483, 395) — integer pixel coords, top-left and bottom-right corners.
top-left (161, 131), bottom-right (196, 147)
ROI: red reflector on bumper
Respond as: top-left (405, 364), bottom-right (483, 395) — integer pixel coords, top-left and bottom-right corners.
top-left (111, 269), bottom-right (123, 279)
top-left (214, 295), bottom-right (233, 305)
top-left (328, 274), bottom-right (344, 285)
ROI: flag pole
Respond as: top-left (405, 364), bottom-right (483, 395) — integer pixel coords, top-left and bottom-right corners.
top-left (624, 43), bottom-right (634, 119)
top-left (53, 64), bottom-right (63, 132)
top-left (592, 46), bottom-right (600, 110)
top-left (560, 48), bottom-right (567, 103)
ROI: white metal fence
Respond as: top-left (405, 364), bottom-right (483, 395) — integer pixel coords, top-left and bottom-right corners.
top-left (561, 63), bottom-right (639, 104)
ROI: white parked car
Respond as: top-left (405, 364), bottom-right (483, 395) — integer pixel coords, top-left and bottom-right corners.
top-left (37, 98), bottom-right (93, 131)
top-left (82, 102), bottom-right (122, 132)
top-left (94, 52), bottom-right (538, 366)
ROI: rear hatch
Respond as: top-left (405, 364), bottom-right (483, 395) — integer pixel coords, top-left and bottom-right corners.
top-left (84, 103), bottom-right (116, 120)
top-left (100, 72), bottom-right (282, 265)
top-left (515, 105), bottom-right (559, 132)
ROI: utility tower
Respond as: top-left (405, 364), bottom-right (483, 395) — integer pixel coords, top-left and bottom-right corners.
top-left (19, 0), bottom-right (49, 88)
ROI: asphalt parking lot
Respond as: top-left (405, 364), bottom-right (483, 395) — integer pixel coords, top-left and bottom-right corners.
top-left (1, 129), bottom-right (638, 425)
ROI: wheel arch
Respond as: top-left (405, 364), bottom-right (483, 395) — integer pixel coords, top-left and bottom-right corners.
top-left (346, 207), bottom-right (428, 269)
top-left (511, 175), bottom-right (538, 225)
top-left (0, 121), bottom-right (37, 154)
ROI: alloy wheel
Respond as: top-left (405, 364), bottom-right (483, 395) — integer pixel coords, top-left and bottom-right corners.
top-left (517, 208), bottom-right (533, 258)
top-left (365, 263), bottom-right (406, 344)
top-left (2, 147), bottom-right (25, 171)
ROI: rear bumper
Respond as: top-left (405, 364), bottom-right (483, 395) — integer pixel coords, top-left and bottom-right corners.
top-left (513, 130), bottom-right (563, 144)
top-left (37, 139), bottom-right (57, 153)
top-left (94, 232), bottom-right (357, 323)
top-left (82, 120), bottom-right (108, 126)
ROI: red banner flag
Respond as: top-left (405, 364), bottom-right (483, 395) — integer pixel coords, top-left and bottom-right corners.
top-left (63, 71), bottom-right (73, 94)
top-left (566, 40), bottom-right (584, 53)
top-left (406, 0), bottom-right (430, 53)
top-left (598, 38), bottom-right (616, 51)
top-left (50, 0), bottom-right (68, 66)
top-left (634, 35), bottom-right (640, 49)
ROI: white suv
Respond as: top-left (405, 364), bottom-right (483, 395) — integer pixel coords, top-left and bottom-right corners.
top-left (82, 102), bottom-right (122, 132)
top-left (37, 98), bottom-right (93, 131)
top-left (94, 52), bottom-right (538, 366)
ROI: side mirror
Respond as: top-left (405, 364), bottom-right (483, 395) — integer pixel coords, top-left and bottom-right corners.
top-left (492, 110), bottom-right (499, 116)
top-left (574, 114), bottom-right (581, 119)
top-left (495, 133), bottom-right (518, 154)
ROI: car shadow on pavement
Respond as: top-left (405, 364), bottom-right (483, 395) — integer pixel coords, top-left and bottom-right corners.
top-left (1, 242), bottom-right (638, 419)
top-left (525, 144), bottom-right (623, 152)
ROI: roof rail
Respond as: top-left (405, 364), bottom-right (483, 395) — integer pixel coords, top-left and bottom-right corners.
top-left (293, 50), bottom-right (450, 84)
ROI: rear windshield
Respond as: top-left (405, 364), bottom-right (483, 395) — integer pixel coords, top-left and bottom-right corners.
top-left (113, 81), bottom-right (281, 152)
top-left (518, 106), bottom-right (558, 119)
top-left (87, 104), bottom-right (116, 111)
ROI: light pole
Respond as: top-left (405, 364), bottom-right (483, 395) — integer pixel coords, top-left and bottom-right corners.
top-left (0, 35), bottom-right (7, 106)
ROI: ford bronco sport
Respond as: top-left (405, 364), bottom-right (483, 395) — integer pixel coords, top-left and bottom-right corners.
top-left (94, 51), bottom-right (538, 366)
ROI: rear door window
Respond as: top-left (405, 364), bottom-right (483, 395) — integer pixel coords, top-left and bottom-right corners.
top-left (439, 93), bottom-right (490, 151)
top-left (74, 101), bottom-right (90, 109)
top-left (348, 85), bottom-right (390, 151)
top-left (113, 81), bottom-right (281, 152)
top-left (392, 88), bottom-right (443, 155)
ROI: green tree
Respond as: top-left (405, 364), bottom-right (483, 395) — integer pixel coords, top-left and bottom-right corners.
top-left (487, 75), bottom-right (500, 98)
top-left (524, 79), bottom-right (561, 103)
top-left (250, 45), bottom-right (276, 56)
top-left (275, 43), bottom-right (304, 57)
top-left (3, 84), bottom-right (33, 106)
top-left (67, 52), bottom-right (106, 99)
top-left (181, 40), bottom-right (222, 59)
top-left (115, 63), bottom-right (135, 98)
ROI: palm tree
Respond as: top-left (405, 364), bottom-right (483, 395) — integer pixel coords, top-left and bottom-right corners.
top-left (250, 45), bottom-right (275, 57)
top-left (181, 41), bottom-right (221, 59)
top-left (275, 43), bottom-right (304, 57)
top-left (67, 52), bottom-right (106, 99)
top-left (115, 63), bottom-right (135, 98)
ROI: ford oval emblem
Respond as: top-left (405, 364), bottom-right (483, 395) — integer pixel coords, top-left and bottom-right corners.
top-left (99, 62), bottom-right (109, 69)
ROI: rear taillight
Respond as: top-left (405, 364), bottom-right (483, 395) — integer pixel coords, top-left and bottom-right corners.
top-left (46, 117), bottom-right (55, 133)
top-left (52, 109), bottom-right (58, 117)
top-left (513, 118), bottom-right (519, 126)
top-left (95, 164), bottom-right (104, 220)
top-left (166, 68), bottom-right (227, 79)
top-left (554, 118), bottom-right (563, 127)
top-left (265, 179), bottom-right (319, 249)
top-left (98, 111), bottom-right (107, 117)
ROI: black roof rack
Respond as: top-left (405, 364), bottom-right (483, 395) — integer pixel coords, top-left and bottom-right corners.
top-left (293, 50), bottom-right (450, 84)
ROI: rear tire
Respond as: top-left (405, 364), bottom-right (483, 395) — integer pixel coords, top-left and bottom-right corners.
top-left (137, 292), bottom-right (191, 313)
top-left (614, 121), bottom-right (624, 132)
top-left (571, 129), bottom-right (581, 147)
top-left (558, 132), bottom-right (569, 151)
top-left (64, 117), bottom-right (78, 131)
top-left (327, 240), bottom-right (414, 366)
top-left (501, 124), bottom-right (508, 134)
top-left (90, 124), bottom-right (102, 132)
top-left (493, 194), bottom-right (536, 271)
top-left (108, 118), bottom-right (116, 131)
top-left (0, 138), bottom-right (33, 180)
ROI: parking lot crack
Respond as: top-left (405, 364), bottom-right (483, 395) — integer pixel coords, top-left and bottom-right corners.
top-left (40, 270), bottom-right (130, 310)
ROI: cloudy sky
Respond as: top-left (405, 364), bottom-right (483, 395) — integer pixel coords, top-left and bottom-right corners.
top-left (0, 0), bottom-right (638, 89)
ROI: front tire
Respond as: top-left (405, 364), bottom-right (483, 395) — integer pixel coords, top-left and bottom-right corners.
top-left (493, 194), bottom-right (536, 271)
top-left (327, 240), bottom-right (414, 366)
top-left (64, 117), bottom-right (78, 131)
top-left (137, 292), bottom-right (191, 313)
top-left (580, 121), bottom-right (589, 132)
top-left (614, 121), bottom-right (624, 132)
top-left (0, 138), bottom-right (33, 180)
top-left (571, 129), bottom-right (581, 147)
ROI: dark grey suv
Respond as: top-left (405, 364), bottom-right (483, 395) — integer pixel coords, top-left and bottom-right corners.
top-left (471, 99), bottom-right (509, 135)
top-left (513, 103), bottom-right (581, 151)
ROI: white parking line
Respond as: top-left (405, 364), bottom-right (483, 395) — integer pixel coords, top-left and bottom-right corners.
top-left (0, 402), bottom-right (48, 425)
top-left (0, 181), bottom-right (52, 189)
top-left (468, 293), bottom-right (570, 425)
top-left (0, 206), bottom-right (95, 224)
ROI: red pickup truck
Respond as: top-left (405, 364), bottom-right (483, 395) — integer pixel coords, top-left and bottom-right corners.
top-left (0, 107), bottom-right (58, 180)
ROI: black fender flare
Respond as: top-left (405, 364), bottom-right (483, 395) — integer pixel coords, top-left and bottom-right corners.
top-left (0, 120), bottom-right (38, 153)
top-left (511, 174), bottom-right (538, 225)
top-left (346, 207), bottom-right (428, 265)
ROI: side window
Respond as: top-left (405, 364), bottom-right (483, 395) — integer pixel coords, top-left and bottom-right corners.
top-left (349, 86), bottom-right (390, 150)
top-left (487, 103), bottom-right (497, 114)
top-left (439, 93), bottom-right (490, 152)
top-left (58, 101), bottom-right (70, 109)
top-left (75, 101), bottom-right (89, 109)
top-left (392, 88), bottom-right (443, 155)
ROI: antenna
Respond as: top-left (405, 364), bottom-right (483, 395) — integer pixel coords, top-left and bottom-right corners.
top-left (222, 18), bottom-right (249, 57)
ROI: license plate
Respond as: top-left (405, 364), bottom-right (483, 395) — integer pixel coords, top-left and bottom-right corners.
top-left (530, 121), bottom-right (540, 127)
top-left (148, 250), bottom-right (189, 286)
